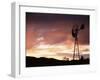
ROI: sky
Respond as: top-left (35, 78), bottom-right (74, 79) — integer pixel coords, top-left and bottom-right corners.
top-left (26, 12), bottom-right (90, 60)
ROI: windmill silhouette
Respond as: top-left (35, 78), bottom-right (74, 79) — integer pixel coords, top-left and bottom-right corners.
top-left (72, 24), bottom-right (85, 60)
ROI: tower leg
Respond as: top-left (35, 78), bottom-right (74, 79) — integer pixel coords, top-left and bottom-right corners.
top-left (73, 38), bottom-right (80, 60)
top-left (76, 38), bottom-right (80, 60)
top-left (73, 39), bottom-right (76, 60)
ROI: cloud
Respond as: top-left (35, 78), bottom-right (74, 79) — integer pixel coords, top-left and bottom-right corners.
top-left (81, 48), bottom-right (89, 52)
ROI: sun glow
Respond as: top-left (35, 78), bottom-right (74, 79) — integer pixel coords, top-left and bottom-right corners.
top-left (26, 44), bottom-right (89, 60)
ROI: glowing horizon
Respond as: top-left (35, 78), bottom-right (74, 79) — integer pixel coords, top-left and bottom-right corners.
top-left (26, 44), bottom-right (89, 60)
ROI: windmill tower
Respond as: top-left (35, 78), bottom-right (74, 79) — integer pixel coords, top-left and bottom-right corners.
top-left (72, 24), bottom-right (85, 60)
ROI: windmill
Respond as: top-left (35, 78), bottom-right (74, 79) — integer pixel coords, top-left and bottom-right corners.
top-left (72, 24), bottom-right (85, 60)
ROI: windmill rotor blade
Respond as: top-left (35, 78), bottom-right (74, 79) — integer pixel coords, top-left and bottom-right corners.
top-left (72, 24), bottom-right (79, 38)
top-left (72, 29), bottom-right (76, 38)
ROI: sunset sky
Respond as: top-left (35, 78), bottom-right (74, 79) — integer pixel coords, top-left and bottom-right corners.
top-left (26, 12), bottom-right (90, 60)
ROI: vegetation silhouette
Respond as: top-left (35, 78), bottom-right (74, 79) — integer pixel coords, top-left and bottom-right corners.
top-left (26, 56), bottom-right (89, 67)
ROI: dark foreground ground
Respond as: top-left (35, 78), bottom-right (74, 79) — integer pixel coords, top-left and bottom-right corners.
top-left (26, 56), bottom-right (89, 67)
